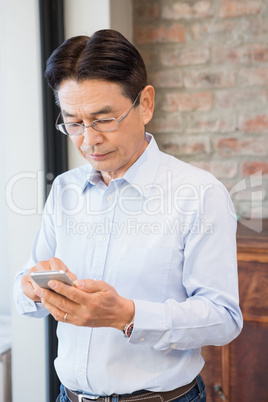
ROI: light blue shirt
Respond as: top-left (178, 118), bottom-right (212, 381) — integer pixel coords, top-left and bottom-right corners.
top-left (14, 133), bottom-right (243, 395)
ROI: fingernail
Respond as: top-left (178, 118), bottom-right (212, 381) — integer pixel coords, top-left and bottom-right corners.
top-left (75, 280), bottom-right (84, 288)
top-left (48, 280), bottom-right (56, 289)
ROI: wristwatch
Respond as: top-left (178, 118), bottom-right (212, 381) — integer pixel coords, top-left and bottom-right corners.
top-left (122, 321), bottom-right (134, 338)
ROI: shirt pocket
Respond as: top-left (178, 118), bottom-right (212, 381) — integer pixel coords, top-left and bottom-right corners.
top-left (114, 246), bottom-right (173, 302)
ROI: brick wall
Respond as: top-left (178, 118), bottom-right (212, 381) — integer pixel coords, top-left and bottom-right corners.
top-left (133, 0), bottom-right (268, 221)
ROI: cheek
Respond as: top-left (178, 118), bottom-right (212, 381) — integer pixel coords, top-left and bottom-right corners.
top-left (70, 137), bottom-right (83, 149)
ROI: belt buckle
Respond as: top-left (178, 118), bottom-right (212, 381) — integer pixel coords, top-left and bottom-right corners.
top-left (78, 394), bottom-right (99, 402)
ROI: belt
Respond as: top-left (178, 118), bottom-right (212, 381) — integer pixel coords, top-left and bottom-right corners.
top-left (65, 378), bottom-right (197, 402)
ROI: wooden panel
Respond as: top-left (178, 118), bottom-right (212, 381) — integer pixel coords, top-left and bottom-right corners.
top-left (238, 261), bottom-right (268, 320)
top-left (221, 345), bottom-right (230, 401)
top-left (201, 220), bottom-right (268, 401)
top-left (201, 346), bottom-right (222, 402)
top-left (237, 220), bottom-right (268, 263)
top-left (230, 322), bottom-right (268, 402)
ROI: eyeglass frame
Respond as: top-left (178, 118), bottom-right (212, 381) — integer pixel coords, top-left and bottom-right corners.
top-left (55, 90), bottom-right (142, 136)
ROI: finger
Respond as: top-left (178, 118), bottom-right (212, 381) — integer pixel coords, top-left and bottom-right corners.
top-left (40, 284), bottom-right (93, 327)
top-left (36, 286), bottom-right (73, 313)
top-left (49, 258), bottom-right (77, 282)
top-left (40, 297), bottom-right (71, 323)
top-left (37, 286), bottom-right (80, 323)
top-left (34, 260), bottom-right (52, 272)
top-left (74, 279), bottom-right (108, 293)
top-left (49, 257), bottom-right (69, 272)
top-left (21, 275), bottom-right (41, 302)
top-left (48, 280), bottom-right (83, 304)
top-left (65, 271), bottom-right (77, 283)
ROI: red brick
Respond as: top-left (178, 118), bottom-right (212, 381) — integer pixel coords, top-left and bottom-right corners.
top-left (218, 0), bottom-right (263, 18)
top-left (160, 47), bottom-right (210, 67)
top-left (213, 45), bottom-right (251, 64)
top-left (192, 17), bottom-right (268, 43)
top-left (191, 19), bottom-right (236, 40)
top-left (157, 134), bottom-right (210, 155)
top-left (213, 44), bottom-right (268, 65)
top-left (214, 89), bottom-right (268, 110)
top-left (239, 68), bottom-right (268, 86)
top-left (134, 2), bottom-right (160, 20)
top-left (214, 137), bottom-right (268, 156)
top-left (189, 161), bottom-right (211, 172)
top-left (162, 1), bottom-right (211, 20)
top-left (210, 161), bottom-right (238, 178)
top-left (148, 69), bottom-right (183, 88)
top-left (248, 17), bottom-right (268, 41)
top-left (190, 160), bottom-right (238, 178)
top-left (239, 112), bottom-right (268, 133)
top-left (147, 113), bottom-right (183, 133)
top-left (163, 92), bottom-right (212, 112)
top-left (184, 69), bottom-right (236, 88)
top-left (134, 24), bottom-right (186, 44)
top-left (251, 44), bottom-right (268, 62)
top-left (187, 113), bottom-right (236, 133)
top-left (242, 161), bottom-right (268, 177)
top-left (138, 49), bottom-right (157, 67)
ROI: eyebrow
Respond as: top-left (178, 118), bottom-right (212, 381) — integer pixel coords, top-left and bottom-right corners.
top-left (61, 106), bottom-right (114, 119)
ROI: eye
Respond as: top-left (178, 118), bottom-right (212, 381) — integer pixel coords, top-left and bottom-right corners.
top-left (97, 119), bottom-right (114, 124)
top-left (68, 123), bottom-right (80, 128)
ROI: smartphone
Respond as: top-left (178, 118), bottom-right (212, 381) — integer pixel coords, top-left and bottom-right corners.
top-left (30, 270), bottom-right (74, 290)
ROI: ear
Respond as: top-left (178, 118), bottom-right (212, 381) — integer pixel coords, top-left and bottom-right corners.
top-left (140, 85), bottom-right (155, 126)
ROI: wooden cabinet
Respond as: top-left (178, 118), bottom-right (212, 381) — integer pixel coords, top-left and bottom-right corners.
top-left (201, 220), bottom-right (268, 401)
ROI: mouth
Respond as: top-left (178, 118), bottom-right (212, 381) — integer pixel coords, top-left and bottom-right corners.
top-left (87, 152), bottom-right (111, 161)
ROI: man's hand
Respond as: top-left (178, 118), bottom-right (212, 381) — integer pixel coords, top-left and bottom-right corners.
top-left (34, 278), bottom-right (135, 330)
top-left (21, 258), bottom-right (77, 303)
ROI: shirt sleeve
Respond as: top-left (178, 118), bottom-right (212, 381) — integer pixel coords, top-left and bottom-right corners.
top-left (130, 182), bottom-right (243, 350)
top-left (13, 185), bottom-right (56, 318)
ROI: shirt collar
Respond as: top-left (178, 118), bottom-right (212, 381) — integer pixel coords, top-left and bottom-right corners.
top-left (82, 133), bottom-right (160, 198)
top-left (82, 166), bottom-right (103, 193)
top-left (123, 133), bottom-right (160, 198)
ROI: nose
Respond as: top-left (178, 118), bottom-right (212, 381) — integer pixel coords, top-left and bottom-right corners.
top-left (82, 126), bottom-right (104, 147)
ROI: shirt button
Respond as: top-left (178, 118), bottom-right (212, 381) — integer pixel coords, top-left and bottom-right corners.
top-left (171, 344), bottom-right (177, 349)
top-left (99, 236), bottom-right (106, 242)
top-left (77, 366), bottom-right (83, 373)
top-left (107, 195), bottom-right (113, 201)
top-left (139, 337), bottom-right (145, 342)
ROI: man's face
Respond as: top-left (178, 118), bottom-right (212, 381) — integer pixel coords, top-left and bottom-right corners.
top-left (58, 79), bottom-right (154, 185)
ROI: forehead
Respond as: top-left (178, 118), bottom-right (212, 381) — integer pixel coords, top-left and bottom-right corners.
top-left (58, 79), bottom-right (126, 109)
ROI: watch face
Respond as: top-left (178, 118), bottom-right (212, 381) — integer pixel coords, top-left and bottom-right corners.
top-left (123, 322), bottom-right (134, 337)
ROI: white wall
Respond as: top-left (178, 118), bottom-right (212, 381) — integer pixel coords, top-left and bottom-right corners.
top-left (110, 0), bottom-right (133, 42)
top-left (64, 0), bottom-right (111, 170)
top-left (64, 0), bottom-right (132, 170)
top-left (0, 1), bottom-right (132, 401)
top-left (0, 1), bottom-right (46, 401)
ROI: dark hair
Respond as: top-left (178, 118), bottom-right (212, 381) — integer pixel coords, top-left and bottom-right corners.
top-left (45, 29), bottom-right (147, 105)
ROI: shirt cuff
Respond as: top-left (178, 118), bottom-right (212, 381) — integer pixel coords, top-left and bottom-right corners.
top-left (129, 299), bottom-right (170, 348)
top-left (14, 288), bottom-right (48, 318)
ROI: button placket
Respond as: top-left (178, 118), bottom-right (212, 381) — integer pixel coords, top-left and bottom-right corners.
top-left (90, 188), bottom-right (118, 281)
top-left (107, 194), bottom-right (113, 202)
top-left (77, 365), bottom-right (83, 373)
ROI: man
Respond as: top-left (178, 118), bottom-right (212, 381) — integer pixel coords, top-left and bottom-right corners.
top-left (14, 29), bottom-right (242, 402)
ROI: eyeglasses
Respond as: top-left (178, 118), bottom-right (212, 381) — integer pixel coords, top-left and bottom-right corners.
top-left (55, 91), bottom-right (141, 136)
